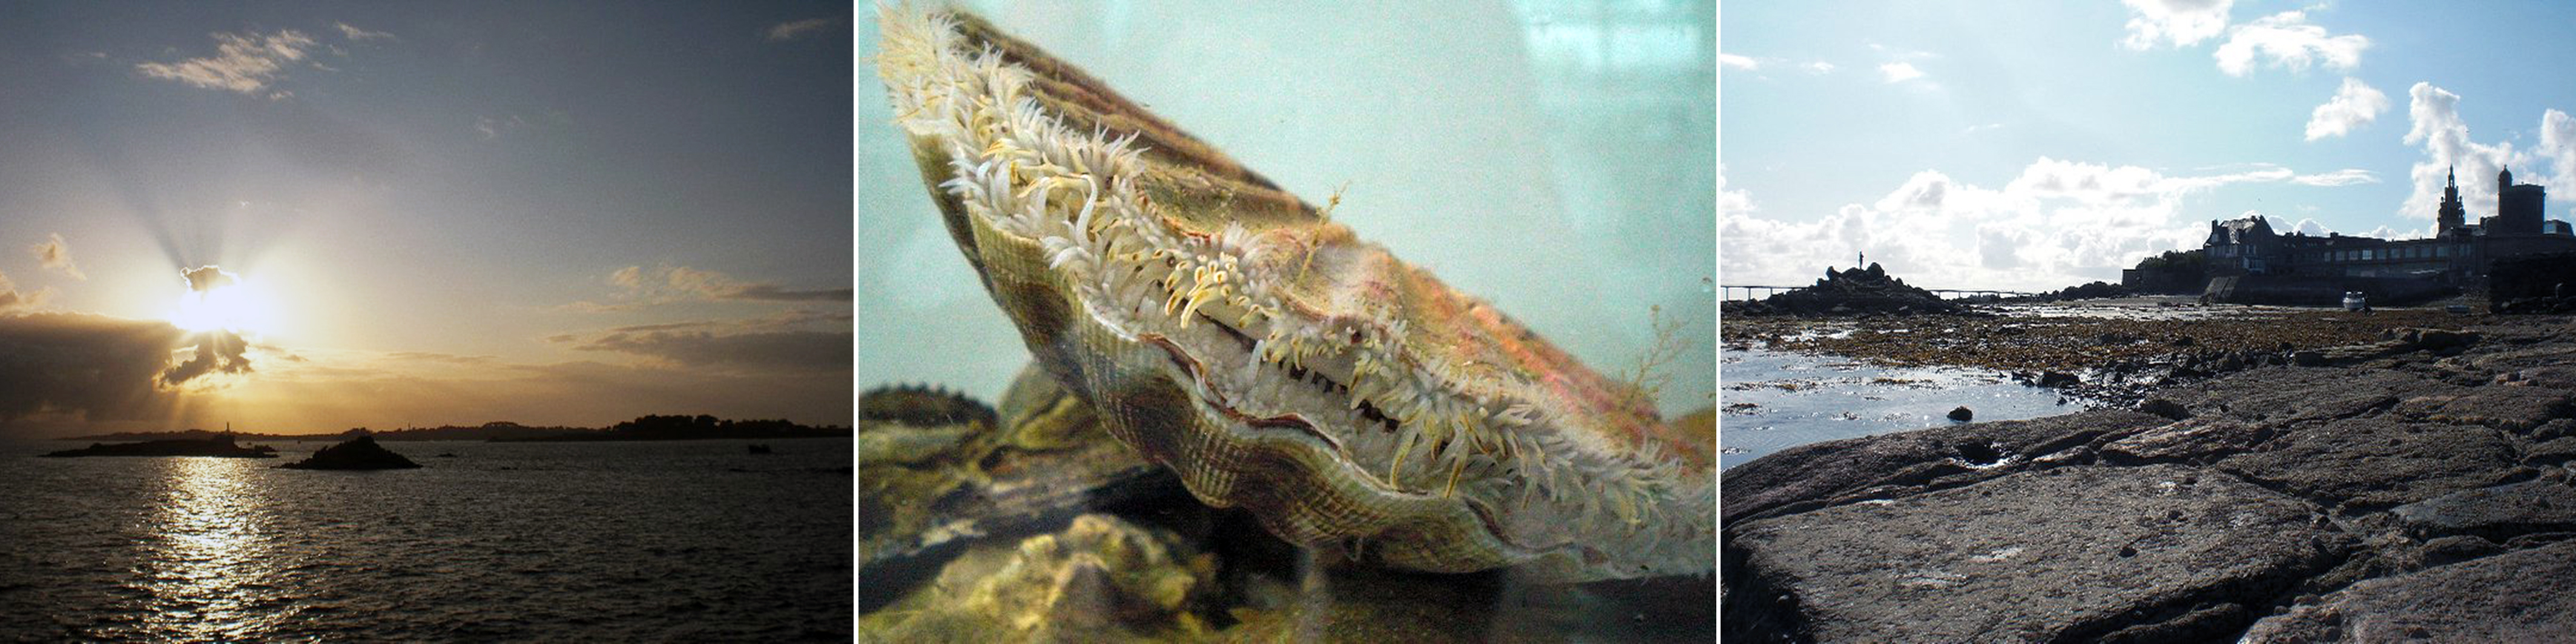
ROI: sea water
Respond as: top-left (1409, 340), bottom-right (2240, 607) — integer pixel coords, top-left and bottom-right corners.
top-left (1719, 347), bottom-right (2082, 470)
top-left (0, 439), bottom-right (852, 642)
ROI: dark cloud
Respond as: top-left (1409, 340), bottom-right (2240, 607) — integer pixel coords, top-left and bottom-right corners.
top-left (0, 313), bottom-right (180, 426)
top-left (564, 329), bottom-right (851, 373)
top-left (0, 270), bottom-right (42, 311)
top-left (764, 17), bottom-right (839, 42)
top-left (0, 312), bottom-right (259, 432)
top-left (162, 330), bottom-right (254, 387)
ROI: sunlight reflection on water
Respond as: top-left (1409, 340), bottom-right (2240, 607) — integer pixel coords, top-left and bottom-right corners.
top-left (140, 458), bottom-right (286, 641)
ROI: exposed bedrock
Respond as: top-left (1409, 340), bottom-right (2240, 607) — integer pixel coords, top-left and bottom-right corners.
top-left (1722, 317), bottom-right (2576, 642)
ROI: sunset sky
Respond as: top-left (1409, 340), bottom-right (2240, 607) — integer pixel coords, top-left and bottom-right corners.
top-left (1724, 0), bottom-right (2576, 291)
top-left (0, 2), bottom-right (852, 437)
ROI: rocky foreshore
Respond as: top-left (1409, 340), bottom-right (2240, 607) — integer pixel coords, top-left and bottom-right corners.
top-left (1721, 313), bottom-right (2576, 642)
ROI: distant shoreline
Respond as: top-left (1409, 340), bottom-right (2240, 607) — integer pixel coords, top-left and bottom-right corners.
top-left (54, 415), bottom-right (851, 443)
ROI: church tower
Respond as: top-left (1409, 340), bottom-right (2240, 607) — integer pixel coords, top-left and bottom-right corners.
top-left (2439, 166), bottom-right (2465, 233)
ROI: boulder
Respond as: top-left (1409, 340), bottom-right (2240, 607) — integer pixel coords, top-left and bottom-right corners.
top-left (279, 435), bottom-right (423, 470)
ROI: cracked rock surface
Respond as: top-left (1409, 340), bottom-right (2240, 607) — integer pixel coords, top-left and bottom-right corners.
top-left (1724, 316), bottom-right (2576, 642)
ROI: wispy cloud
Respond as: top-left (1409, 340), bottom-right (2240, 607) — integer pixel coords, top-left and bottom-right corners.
top-left (2119, 0), bottom-right (2235, 50)
top-left (570, 265), bottom-right (850, 311)
top-left (2288, 168), bottom-right (2379, 186)
top-left (2304, 77), bottom-right (2388, 141)
top-left (31, 233), bottom-right (83, 280)
top-left (134, 29), bottom-right (318, 97)
top-left (1719, 53), bottom-right (1834, 77)
top-left (547, 308), bottom-right (851, 374)
top-left (334, 22), bottom-right (397, 41)
top-left (764, 17), bottom-right (838, 42)
top-left (2213, 10), bottom-right (2368, 76)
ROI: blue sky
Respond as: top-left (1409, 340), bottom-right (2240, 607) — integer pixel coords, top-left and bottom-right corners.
top-left (0, 2), bottom-right (851, 434)
top-left (1722, 0), bottom-right (2576, 291)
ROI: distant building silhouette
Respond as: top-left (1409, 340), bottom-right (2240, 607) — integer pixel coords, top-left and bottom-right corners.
top-left (2197, 166), bottom-right (2575, 286)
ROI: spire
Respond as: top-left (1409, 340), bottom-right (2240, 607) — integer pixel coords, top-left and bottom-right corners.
top-left (2447, 165), bottom-right (2455, 185)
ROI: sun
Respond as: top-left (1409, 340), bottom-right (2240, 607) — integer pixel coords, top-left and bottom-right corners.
top-left (170, 266), bottom-right (275, 336)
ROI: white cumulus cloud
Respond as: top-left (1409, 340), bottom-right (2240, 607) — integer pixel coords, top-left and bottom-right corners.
top-left (2538, 109), bottom-right (2576, 197)
top-left (1879, 62), bottom-right (1925, 84)
top-left (2120, 0), bottom-right (2235, 50)
top-left (2214, 11), bottom-right (2368, 76)
top-left (2399, 82), bottom-right (2525, 222)
top-left (1721, 158), bottom-right (2316, 292)
top-left (2304, 77), bottom-right (2388, 141)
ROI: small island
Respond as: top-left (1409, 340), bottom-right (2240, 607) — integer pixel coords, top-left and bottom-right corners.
top-left (279, 435), bottom-right (422, 470)
top-left (41, 433), bottom-right (278, 459)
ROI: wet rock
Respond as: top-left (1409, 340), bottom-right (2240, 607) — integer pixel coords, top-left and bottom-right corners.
top-left (1722, 408), bottom-right (2169, 525)
top-left (278, 435), bottom-right (421, 470)
top-left (1946, 406), bottom-right (1973, 422)
top-left (2390, 479), bottom-right (2576, 542)
top-left (1728, 465), bottom-right (2346, 643)
top-left (2035, 371), bottom-right (2080, 388)
top-left (2136, 397), bottom-right (2192, 421)
top-left (860, 513), bottom-right (1217, 642)
top-left (2241, 540), bottom-right (2576, 643)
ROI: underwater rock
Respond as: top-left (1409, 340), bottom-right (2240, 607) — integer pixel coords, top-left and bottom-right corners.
top-left (860, 365), bottom-right (1177, 609)
top-left (41, 434), bottom-right (277, 458)
top-left (279, 435), bottom-right (421, 470)
top-left (860, 513), bottom-right (1219, 642)
top-left (878, 5), bottom-right (1710, 583)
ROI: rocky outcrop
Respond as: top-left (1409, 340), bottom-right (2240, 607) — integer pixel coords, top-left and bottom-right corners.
top-left (41, 434), bottom-right (276, 458)
top-left (1728, 264), bottom-right (1961, 316)
top-left (1724, 317), bottom-right (2576, 642)
top-left (278, 435), bottom-right (422, 470)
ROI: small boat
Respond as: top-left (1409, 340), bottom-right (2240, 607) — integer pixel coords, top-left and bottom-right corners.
top-left (746, 444), bottom-right (773, 455)
top-left (2342, 291), bottom-right (2368, 311)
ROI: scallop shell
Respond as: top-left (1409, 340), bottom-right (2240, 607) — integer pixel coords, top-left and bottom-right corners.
top-left (875, 6), bottom-right (1711, 582)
